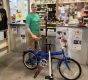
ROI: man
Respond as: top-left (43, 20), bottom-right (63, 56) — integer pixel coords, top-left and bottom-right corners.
top-left (26, 3), bottom-right (41, 52)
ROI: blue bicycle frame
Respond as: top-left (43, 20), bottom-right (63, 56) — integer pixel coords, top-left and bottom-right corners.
top-left (23, 48), bottom-right (70, 70)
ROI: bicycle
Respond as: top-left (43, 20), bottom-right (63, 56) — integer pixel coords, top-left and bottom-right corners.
top-left (23, 31), bottom-right (82, 80)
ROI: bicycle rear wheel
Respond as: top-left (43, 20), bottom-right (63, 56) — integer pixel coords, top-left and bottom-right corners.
top-left (58, 58), bottom-right (82, 80)
top-left (23, 52), bottom-right (38, 70)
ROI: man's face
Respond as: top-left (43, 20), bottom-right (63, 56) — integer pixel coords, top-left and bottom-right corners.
top-left (31, 4), bottom-right (37, 13)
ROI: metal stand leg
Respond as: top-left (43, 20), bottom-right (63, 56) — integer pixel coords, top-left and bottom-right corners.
top-left (45, 57), bottom-right (54, 80)
top-left (45, 46), bottom-right (54, 80)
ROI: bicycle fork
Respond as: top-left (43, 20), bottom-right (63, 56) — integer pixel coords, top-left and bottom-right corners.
top-left (57, 57), bottom-right (71, 71)
top-left (64, 60), bottom-right (71, 70)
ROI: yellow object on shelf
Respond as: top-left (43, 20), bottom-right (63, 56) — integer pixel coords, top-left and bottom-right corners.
top-left (47, 26), bottom-right (56, 28)
top-left (16, 13), bottom-right (22, 19)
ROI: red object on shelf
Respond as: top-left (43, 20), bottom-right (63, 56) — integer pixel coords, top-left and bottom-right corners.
top-left (78, 23), bottom-right (85, 27)
top-left (81, 12), bottom-right (87, 16)
top-left (61, 39), bottom-right (67, 43)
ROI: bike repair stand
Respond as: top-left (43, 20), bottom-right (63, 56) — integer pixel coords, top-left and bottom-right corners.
top-left (45, 44), bottom-right (54, 80)
top-left (34, 16), bottom-right (48, 78)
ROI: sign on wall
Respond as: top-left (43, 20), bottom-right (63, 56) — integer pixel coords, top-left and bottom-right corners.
top-left (12, 26), bottom-right (17, 34)
top-left (20, 26), bottom-right (26, 43)
top-left (73, 30), bottom-right (82, 50)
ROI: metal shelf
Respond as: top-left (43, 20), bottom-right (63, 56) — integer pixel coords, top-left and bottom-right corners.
top-left (47, 23), bottom-right (56, 25)
top-left (40, 18), bottom-right (44, 20)
top-left (60, 1), bottom-right (85, 3)
top-left (39, 14), bottom-right (45, 15)
top-left (37, 11), bottom-right (46, 12)
top-left (84, 18), bottom-right (88, 20)
top-left (37, 1), bottom-right (85, 5)
top-left (37, 3), bottom-right (56, 5)
top-left (84, 10), bottom-right (88, 11)
top-left (40, 25), bottom-right (45, 27)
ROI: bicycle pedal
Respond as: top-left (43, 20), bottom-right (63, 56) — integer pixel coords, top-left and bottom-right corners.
top-left (45, 76), bottom-right (54, 80)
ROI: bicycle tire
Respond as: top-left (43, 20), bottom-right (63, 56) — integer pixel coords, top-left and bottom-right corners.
top-left (23, 52), bottom-right (38, 70)
top-left (58, 58), bottom-right (82, 80)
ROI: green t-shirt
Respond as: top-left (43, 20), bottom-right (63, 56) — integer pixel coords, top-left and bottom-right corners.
top-left (26, 12), bottom-right (40, 35)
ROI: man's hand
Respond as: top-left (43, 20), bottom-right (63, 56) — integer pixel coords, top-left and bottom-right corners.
top-left (36, 36), bottom-right (42, 41)
top-left (32, 34), bottom-right (39, 40)
top-left (31, 34), bottom-right (42, 40)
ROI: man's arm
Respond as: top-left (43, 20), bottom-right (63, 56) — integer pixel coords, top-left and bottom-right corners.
top-left (26, 15), bottom-right (33, 36)
top-left (26, 24), bottom-right (39, 40)
top-left (26, 24), bottom-right (33, 36)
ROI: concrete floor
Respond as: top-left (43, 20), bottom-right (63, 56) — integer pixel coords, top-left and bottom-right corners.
top-left (0, 52), bottom-right (88, 80)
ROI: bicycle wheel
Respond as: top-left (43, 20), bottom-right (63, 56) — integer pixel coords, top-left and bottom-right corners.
top-left (23, 52), bottom-right (38, 70)
top-left (58, 58), bottom-right (82, 80)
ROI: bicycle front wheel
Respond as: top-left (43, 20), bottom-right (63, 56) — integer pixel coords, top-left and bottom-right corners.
top-left (58, 58), bottom-right (82, 80)
top-left (23, 52), bottom-right (38, 70)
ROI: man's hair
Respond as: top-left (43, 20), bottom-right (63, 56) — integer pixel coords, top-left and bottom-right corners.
top-left (31, 3), bottom-right (37, 7)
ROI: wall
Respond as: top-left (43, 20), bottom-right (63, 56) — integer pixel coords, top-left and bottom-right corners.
top-left (56, 27), bottom-right (88, 65)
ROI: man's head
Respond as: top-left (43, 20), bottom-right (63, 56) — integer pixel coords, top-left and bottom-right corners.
top-left (31, 3), bottom-right (37, 13)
